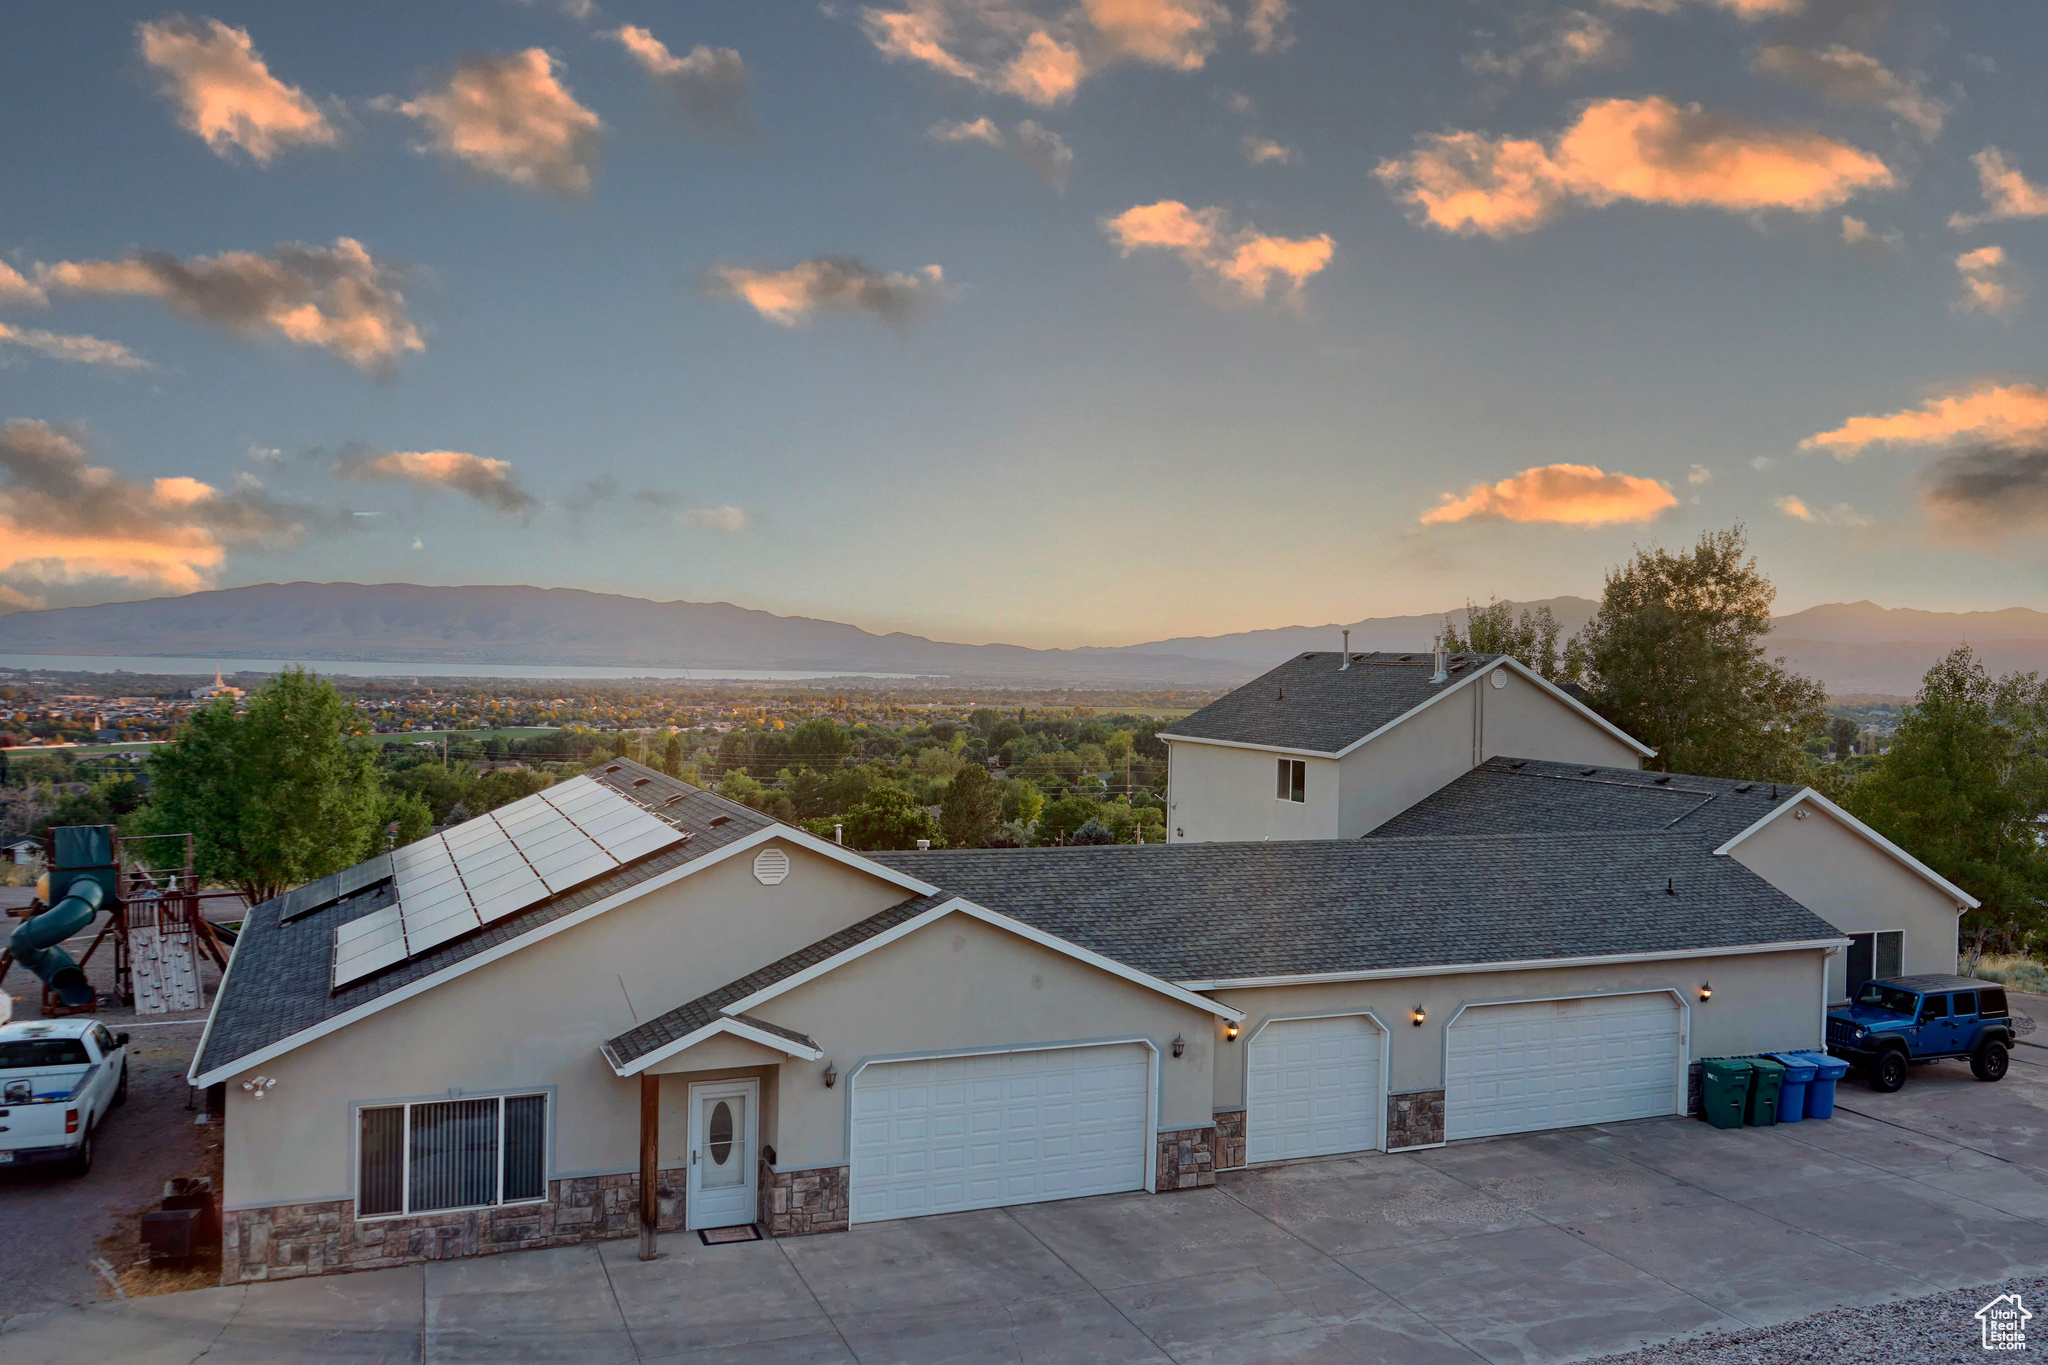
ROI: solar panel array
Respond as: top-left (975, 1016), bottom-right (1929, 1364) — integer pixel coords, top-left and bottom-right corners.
top-left (331, 775), bottom-right (685, 988)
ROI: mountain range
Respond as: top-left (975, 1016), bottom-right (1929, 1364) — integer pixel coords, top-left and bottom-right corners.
top-left (3, 583), bottom-right (2046, 696)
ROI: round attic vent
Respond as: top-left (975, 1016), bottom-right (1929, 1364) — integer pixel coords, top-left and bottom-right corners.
top-left (753, 847), bottom-right (790, 886)
top-left (1488, 671), bottom-right (1507, 689)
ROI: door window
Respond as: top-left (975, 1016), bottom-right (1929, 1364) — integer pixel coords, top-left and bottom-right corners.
top-left (701, 1094), bottom-right (745, 1190)
top-left (1918, 995), bottom-right (1948, 1024)
top-left (1952, 991), bottom-right (1977, 1018)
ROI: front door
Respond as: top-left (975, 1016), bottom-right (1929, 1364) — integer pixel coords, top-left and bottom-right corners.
top-left (686, 1079), bottom-right (758, 1231)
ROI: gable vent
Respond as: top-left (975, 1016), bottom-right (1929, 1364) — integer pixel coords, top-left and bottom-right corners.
top-left (753, 847), bottom-right (791, 886)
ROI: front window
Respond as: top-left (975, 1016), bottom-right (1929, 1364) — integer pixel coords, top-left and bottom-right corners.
top-left (1276, 758), bottom-right (1305, 803)
top-left (1854, 983), bottom-right (1919, 1016)
top-left (358, 1092), bottom-right (547, 1217)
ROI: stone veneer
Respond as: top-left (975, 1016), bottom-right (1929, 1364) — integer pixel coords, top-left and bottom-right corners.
top-left (1211, 1109), bottom-right (1246, 1171)
top-left (1385, 1089), bottom-right (1445, 1149)
top-left (221, 1167), bottom-right (686, 1284)
top-left (760, 1163), bottom-right (849, 1236)
top-left (1154, 1125), bottom-right (1216, 1190)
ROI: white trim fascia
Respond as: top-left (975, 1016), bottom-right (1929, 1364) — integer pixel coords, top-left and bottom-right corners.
top-left (606, 1016), bottom-right (824, 1076)
top-left (1158, 657), bottom-right (1655, 763)
top-left (1711, 788), bottom-right (1980, 910)
top-left (184, 907), bottom-right (246, 1086)
top-left (1176, 937), bottom-right (1848, 992)
top-left (764, 822), bottom-right (940, 897)
top-left (191, 827), bottom-right (902, 1088)
top-left (727, 897), bottom-right (1245, 1022)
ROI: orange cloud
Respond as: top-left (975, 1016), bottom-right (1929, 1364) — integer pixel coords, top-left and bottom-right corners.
top-left (0, 261), bottom-right (48, 309)
top-left (1377, 97), bottom-right (1892, 237)
top-left (0, 420), bottom-right (319, 601)
top-left (333, 448), bottom-right (536, 513)
top-left (137, 17), bottom-right (336, 164)
top-left (607, 26), bottom-right (752, 128)
top-left (1422, 463), bottom-right (1677, 525)
top-left (1245, 0), bottom-right (1293, 54)
top-left (709, 258), bottom-right (947, 326)
top-left (38, 238), bottom-right (422, 377)
top-left (1950, 148), bottom-right (2048, 231)
top-left (1103, 201), bottom-right (1332, 301)
top-left (1803, 384), bottom-right (2048, 457)
top-left (0, 322), bottom-right (147, 369)
top-left (397, 50), bottom-right (602, 196)
top-left (1956, 246), bottom-right (2021, 316)
top-left (1775, 494), bottom-right (1868, 526)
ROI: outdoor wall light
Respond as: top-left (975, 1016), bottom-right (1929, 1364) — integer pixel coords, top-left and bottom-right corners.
top-left (823, 1062), bottom-right (838, 1088)
top-left (1224, 1021), bottom-right (1239, 1042)
top-left (1171, 1034), bottom-right (1186, 1058)
top-left (1411, 1006), bottom-right (1426, 1027)
top-left (240, 1075), bottom-right (278, 1099)
top-left (1699, 982), bottom-right (1713, 1002)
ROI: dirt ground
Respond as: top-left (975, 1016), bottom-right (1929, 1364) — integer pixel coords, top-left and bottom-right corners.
top-left (0, 885), bottom-right (239, 1323)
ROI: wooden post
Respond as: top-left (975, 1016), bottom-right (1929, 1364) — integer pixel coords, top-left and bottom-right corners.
top-left (638, 1074), bottom-right (660, 1260)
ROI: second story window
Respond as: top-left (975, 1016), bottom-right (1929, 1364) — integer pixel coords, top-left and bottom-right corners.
top-left (1276, 758), bottom-right (1305, 803)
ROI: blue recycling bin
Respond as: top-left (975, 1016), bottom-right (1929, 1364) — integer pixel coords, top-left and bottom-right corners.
top-left (1766, 1053), bottom-right (1817, 1123)
top-left (1799, 1051), bottom-right (1848, 1119)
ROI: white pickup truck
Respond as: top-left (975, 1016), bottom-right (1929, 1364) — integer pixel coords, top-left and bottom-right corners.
top-left (0, 1018), bottom-right (128, 1175)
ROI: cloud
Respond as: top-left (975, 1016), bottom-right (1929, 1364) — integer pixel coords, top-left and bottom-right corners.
top-left (395, 50), bottom-right (601, 196)
top-left (1243, 137), bottom-right (1299, 165)
top-left (36, 238), bottom-right (422, 377)
top-left (1956, 246), bottom-right (2020, 316)
top-left (1422, 463), bottom-right (1676, 525)
top-left (1103, 200), bottom-right (1333, 302)
top-left (929, 116), bottom-right (1073, 188)
top-left (1600, 0), bottom-right (1802, 17)
top-left (1775, 493), bottom-right (1868, 525)
top-left (1750, 45), bottom-right (1945, 140)
top-left (1949, 148), bottom-right (2048, 231)
top-left (1804, 383), bottom-right (2048, 456)
top-left (1839, 214), bottom-right (1897, 252)
top-left (137, 17), bottom-right (337, 164)
top-left (332, 447), bottom-right (537, 513)
top-left (682, 504), bottom-right (751, 532)
top-left (0, 323), bottom-right (148, 370)
top-left (0, 419), bottom-right (322, 601)
top-left (1688, 463), bottom-right (1713, 484)
top-left (1377, 97), bottom-right (1892, 237)
top-left (1465, 10), bottom-right (1627, 86)
top-left (1922, 443), bottom-right (2048, 538)
top-left (0, 262), bottom-right (47, 309)
top-left (708, 257), bottom-right (947, 326)
top-left (607, 26), bottom-right (753, 129)
top-left (1245, 0), bottom-right (1294, 53)
top-left (857, 0), bottom-right (1229, 106)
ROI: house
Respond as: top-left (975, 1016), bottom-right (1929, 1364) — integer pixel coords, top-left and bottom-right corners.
top-left (193, 749), bottom-right (1841, 1283)
top-left (1157, 647), bottom-right (1652, 843)
top-left (4, 837), bottom-right (41, 866)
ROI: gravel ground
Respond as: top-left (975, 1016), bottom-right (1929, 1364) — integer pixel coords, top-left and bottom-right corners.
top-left (1587, 1276), bottom-right (2047, 1364)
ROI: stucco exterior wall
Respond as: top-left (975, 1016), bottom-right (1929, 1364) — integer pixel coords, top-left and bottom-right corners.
top-left (1164, 741), bottom-right (1339, 844)
top-left (1475, 668), bottom-right (1646, 771)
top-left (1207, 948), bottom-right (1827, 1108)
top-left (755, 912), bottom-right (1220, 1170)
top-left (1727, 804), bottom-right (1963, 1002)
top-left (219, 838), bottom-right (910, 1210)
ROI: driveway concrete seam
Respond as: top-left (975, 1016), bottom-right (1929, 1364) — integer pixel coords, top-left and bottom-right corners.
top-left (772, 1230), bottom-right (863, 1363)
top-left (185, 1283), bottom-right (248, 1364)
top-left (1827, 1100), bottom-right (2021, 1168)
top-left (593, 1235), bottom-right (643, 1363)
top-left (997, 1203), bottom-right (1180, 1363)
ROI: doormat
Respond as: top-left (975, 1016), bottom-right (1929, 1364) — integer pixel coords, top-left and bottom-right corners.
top-left (699, 1224), bottom-right (762, 1245)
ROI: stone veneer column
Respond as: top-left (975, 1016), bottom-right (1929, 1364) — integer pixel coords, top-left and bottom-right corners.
top-left (1385, 1090), bottom-right (1445, 1150)
top-left (1211, 1110), bottom-right (1246, 1171)
top-left (1154, 1126), bottom-right (1216, 1190)
top-left (759, 1162), bottom-right (849, 1236)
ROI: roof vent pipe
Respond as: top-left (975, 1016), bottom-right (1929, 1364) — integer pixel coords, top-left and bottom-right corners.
top-left (1340, 630), bottom-right (1350, 669)
top-left (1431, 644), bottom-right (1448, 684)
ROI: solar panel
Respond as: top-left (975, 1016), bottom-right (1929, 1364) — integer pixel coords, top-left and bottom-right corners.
top-left (338, 853), bottom-right (394, 899)
top-left (333, 905), bottom-right (408, 987)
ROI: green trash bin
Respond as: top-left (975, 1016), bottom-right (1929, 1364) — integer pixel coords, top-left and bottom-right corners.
top-left (1744, 1057), bottom-right (1785, 1127)
top-left (1700, 1058), bottom-right (1752, 1130)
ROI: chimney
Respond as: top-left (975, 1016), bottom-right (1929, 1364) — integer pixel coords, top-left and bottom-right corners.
top-left (1340, 630), bottom-right (1350, 669)
top-left (1431, 644), bottom-right (1448, 683)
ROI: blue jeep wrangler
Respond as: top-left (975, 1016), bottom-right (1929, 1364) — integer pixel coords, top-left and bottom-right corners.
top-left (1825, 975), bottom-right (2014, 1092)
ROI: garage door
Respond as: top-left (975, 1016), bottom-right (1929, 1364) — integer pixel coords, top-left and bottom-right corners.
top-left (849, 1045), bottom-right (1150, 1224)
top-left (1446, 993), bottom-right (1681, 1141)
top-left (1246, 1014), bottom-right (1383, 1163)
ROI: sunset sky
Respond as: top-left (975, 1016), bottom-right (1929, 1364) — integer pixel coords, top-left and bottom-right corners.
top-left (3, 1), bottom-right (2046, 647)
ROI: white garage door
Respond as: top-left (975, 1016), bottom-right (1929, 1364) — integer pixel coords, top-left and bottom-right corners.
top-left (1446, 993), bottom-right (1682, 1141)
top-left (1247, 1014), bottom-right (1384, 1163)
top-left (849, 1045), bottom-right (1150, 1224)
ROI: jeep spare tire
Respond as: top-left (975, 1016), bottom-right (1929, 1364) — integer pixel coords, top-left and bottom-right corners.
top-left (1871, 1049), bottom-right (1908, 1092)
top-left (1971, 1039), bottom-right (2010, 1082)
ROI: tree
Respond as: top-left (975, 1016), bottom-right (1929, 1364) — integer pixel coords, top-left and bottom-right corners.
top-left (146, 668), bottom-right (384, 904)
top-left (1438, 599), bottom-right (1562, 678)
top-left (940, 764), bottom-right (1000, 848)
top-left (1828, 716), bottom-right (1859, 759)
top-left (1565, 526), bottom-right (1829, 778)
top-left (663, 734), bottom-right (684, 776)
top-left (473, 767), bottom-right (553, 813)
top-left (1000, 780), bottom-right (1043, 828)
top-left (377, 790), bottom-right (435, 850)
top-left (1068, 818), bottom-right (1116, 845)
top-left (1849, 647), bottom-right (2048, 956)
top-left (1036, 796), bottom-right (1101, 845)
top-left (841, 785), bottom-right (941, 851)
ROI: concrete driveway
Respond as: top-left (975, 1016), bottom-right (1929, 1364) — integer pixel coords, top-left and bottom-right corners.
top-left (5, 1049), bottom-right (2045, 1364)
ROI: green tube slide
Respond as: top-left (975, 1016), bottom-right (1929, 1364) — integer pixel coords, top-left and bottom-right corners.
top-left (9, 877), bottom-right (102, 1007)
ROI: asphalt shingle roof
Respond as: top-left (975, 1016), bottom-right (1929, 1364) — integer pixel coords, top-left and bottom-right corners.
top-left (872, 834), bottom-right (1838, 985)
top-left (194, 759), bottom-right (776, 1080)
top-left (1160, 651), bottom-right (1503, 753)
top-left (1366, 757), bottom-right (1796, 849)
